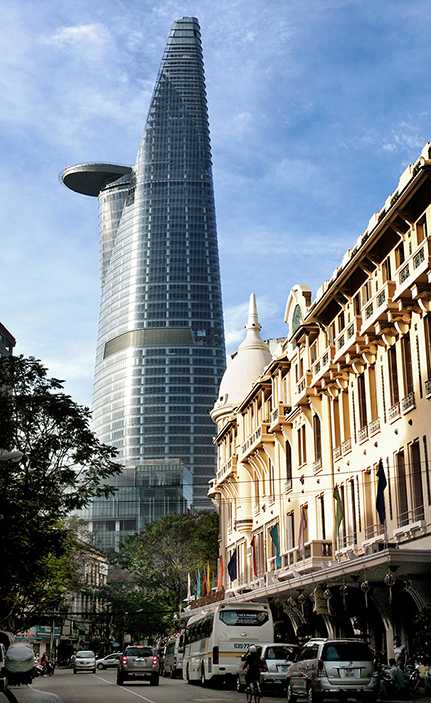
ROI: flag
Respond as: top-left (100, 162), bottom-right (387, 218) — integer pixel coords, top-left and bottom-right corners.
top-left (202, 569), bottom-right (207, 596)
top-left (227, 548), bottom-right (237, 582)
top-left (206, 562), bottom-right (211, 595)
top-left (216, 556), bottom-right (224, 591)
top-left (333, 486), bottom-right (344, 533)
top-left (298, 506), bottom-right (307, 558)
top-left (251, 535), bottom-right (257, 577)
top-left (376, 458), bottom-right (387, 525)
top-left (270, 524), bottom-right (281, 569)
top-left (187, 572), bottom-right (191, 600)
top-left (196, 570), bottom-right (202, 598)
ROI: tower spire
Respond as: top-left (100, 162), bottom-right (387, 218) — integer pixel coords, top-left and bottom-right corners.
top-left (239, 293), bottom-right (267, 351)
top-left (246, 292), bottom-right (261, 332)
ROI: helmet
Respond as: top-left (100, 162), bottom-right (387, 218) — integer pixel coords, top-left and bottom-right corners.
top-left (249, 645), bottom-right (257, 653)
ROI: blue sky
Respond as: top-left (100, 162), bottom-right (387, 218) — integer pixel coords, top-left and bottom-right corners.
top-left (1, 0), bottom-right (430, 405)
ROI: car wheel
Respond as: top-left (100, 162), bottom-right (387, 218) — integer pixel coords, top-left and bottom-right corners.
top-left (150, 673), bottom-right (159, 686)
top-left (97, 664), bottom-right (104, 670)
top-left (116, 673), bottom-right (124, 686)
top-left (287, 682), bottom-right (297, 703)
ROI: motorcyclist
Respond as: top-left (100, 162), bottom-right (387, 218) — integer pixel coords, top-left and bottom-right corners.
top-left (388, 657), bottom-right (408, 695)
top-left (244, 644), bottom-right (262, 693)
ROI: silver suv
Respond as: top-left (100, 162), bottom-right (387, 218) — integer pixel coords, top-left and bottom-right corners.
top-left (117, 645), bottom-right (160, 686)
top-left (287, 638), bottom-right (378, 703)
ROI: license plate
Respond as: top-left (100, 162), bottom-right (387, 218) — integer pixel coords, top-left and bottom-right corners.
top-left (277, 665), bottom-right (288, 672)
top-left (342, 668), bottom-right (359, 678)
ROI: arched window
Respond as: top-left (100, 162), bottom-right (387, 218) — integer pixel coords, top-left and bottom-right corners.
top-left (313, 414), bottom-right (322, 464)
top-left (285, 440), bottom-right (292, 490)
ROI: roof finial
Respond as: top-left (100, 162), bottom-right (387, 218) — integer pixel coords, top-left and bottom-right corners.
top-left (246, 292), bottom-right (261, 332)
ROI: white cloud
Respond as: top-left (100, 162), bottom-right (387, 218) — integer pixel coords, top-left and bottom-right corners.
top-left (44, 23), bottom-right (111, 49)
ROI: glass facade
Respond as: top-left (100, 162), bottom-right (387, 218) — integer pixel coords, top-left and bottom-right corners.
top-left (64, 17), bottom-right (225, 550)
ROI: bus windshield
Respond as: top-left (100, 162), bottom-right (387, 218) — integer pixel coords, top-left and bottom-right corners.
top-left (219, 609), bottom-right (269, 626)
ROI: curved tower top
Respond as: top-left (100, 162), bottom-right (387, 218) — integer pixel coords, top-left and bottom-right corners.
top-left (62, 17), bottom-right (225, 549)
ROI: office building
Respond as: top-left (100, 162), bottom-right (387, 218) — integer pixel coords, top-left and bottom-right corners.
top-left (63, 17), bottom-right (225, 549)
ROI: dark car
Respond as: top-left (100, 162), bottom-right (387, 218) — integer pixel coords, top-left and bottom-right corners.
top-left (117, 645), bottom-right (160, 686)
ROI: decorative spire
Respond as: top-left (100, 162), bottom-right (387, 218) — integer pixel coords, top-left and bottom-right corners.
top-left (246, 292), bottom-right (261, 332)
top-left (239, 293), bottom-right (267, 351)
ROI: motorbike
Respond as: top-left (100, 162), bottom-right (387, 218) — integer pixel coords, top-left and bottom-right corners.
top-left (378, 664), bottom-right (418, 699)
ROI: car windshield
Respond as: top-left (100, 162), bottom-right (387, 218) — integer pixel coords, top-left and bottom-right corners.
top-left (76, 651), bottom-right (94, 658)
top-left (322, 643), bottom-right (373, 661)
top-left (125, 647), bottom-right (153, 657)
top-left (219, 609), bottom-right (269, 626)
top-left (265, 646), bottom-right (297, 660)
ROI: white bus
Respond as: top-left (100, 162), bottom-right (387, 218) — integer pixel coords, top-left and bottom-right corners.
top-left (183, 601), bottom-right (274, 686)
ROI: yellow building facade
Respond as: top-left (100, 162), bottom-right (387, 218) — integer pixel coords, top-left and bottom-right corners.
top-left (210, 143), bottom-right (431, 659)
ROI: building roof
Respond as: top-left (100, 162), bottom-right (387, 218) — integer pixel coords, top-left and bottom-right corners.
top-left (211, 293), bottom-right (272, 424)
top-left (62, 163), bottom-right (133, 197)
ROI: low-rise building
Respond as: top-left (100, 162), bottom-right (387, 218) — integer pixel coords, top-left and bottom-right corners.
top-left (0, 323), bottom-right (15, 358)
top-left (210, 142), bottom-right (431, 659)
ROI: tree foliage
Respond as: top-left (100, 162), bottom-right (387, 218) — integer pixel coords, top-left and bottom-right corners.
top-left (0, 355), bottom-right (121, 630)
top-left (114, 511), bottom-right (219, 625)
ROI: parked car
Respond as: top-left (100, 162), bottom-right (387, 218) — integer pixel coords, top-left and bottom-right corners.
top-left (0, 643), bottom-right (7, 692)
top-left (286, 638), bottom-right (379, 703)
top-left (163, 635), bottom-right (184, 679)
top-left (117, 645), bottom-right (160, 686)
top-left (237, 643), bottom-right (298, 693)
top-left (73, 650), bottom-right (96, 674)
top-left (96, 653), bottom-right (122, 670)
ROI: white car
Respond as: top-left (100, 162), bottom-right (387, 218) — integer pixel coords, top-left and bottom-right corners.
top-left (237, 643), bottom-right (299, 693)
top-left (96, 653), bottom-right (121, 670)
top-left (73, 650), bottom-right (96, 674)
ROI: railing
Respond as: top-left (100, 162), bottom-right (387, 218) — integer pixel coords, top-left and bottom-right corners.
top-left (401, 391), bottom-right (415, 414)
top-left (240, 422), bottom-right (272, 459)
top-left (294, 372), bottom-right (312, 405)
top-left (368, 418), bottom-right (381, 436)
top-left (313, 458), bottom-right (322, 472)
top-left (333, 445), bottom-right (342, 461)
top-left (394, 236), bottom-right (431, 298)
top-left (216, 455), bottom-right (237, 483)
top-left (311, 346), bottom-right (333, 384)
top-left (342, 437), bottom-right (352, 455)
top-left (334, 317), bottom-right (361, 362)
top-left (269, 402), bottom-right (292, 431)
top-left (364, 523), bottom-right (385, 540)
top-left (425, 378), bottom-right (431, 398)
top-left (271, 406), bottom-right (279, 424)
top-left (358, 425), bottom-right (368, 443)
top-left (281, 540), bottom-right (333, 570)
top-left (388, 401), bottom-right (401, 422)
top-left (360, 281), bottom-right (396, 335)
top-left (337, 533), bottom-right (358, 550)
top-left (397, 505), bottom-right (425, 528)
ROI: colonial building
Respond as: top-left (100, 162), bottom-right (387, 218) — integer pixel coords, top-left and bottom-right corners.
top-left (210, 142), bottom-right (431, 660)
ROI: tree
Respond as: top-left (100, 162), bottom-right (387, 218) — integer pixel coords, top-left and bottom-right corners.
top-left (0, 355), bottom-right (121, 630)
top-left (115, 511), bottom-right (219, 622)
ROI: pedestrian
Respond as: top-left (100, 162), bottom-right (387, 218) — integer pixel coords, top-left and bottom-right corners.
top-left (394, 638), bottom-right (406, 669)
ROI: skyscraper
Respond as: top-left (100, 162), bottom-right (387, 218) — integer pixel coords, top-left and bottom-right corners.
top-left (63, 17), bottom-right (225, 550)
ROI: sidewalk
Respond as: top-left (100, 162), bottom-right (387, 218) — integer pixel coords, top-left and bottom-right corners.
top-left (0, 686), bottom-right (63, 703)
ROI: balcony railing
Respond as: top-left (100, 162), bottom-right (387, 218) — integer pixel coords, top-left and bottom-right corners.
top-left (293, 372), bottom-right (312, 406)
top-left (333, 445), bottom-right (342, 461)
top-left (394, 236), bottom-right (431, 299)
top-left (280, 540), bottom-right (333, 572)
top-left (240, 422), bottom-right (273, 461)
top-left (269, 402), bottom-right (292, 432)
top-left (334, 316), bottom-right (361, 363)
top-left (342, 437), bottom-right (352, 455)
top-left (397, 506), bottom-right (425, 529)
top-left (368, 418), bottom-right (381, 437)
top-left (313, 458), bottom-right (322, 472)
top-left (388, 401), bottom-right (401, 422)
top-left (311, 346), bottom-right (334, 385)
top-left (401, 391), bottom-right (415, 414)
top-left (360, 281), bottom-right (397, 335)
top-left (364, 523), bottom-right (385, 541)
top-left (216, 455), bottom-right (237, 484)
top-left (358, 425), bottom-right (368, 443)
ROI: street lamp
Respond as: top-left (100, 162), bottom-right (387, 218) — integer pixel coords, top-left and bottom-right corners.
top-left (0, 449), bottom-right (23, 462)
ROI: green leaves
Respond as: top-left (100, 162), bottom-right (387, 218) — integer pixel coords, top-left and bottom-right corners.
top-left (0, 355), bottom-right (122, 630)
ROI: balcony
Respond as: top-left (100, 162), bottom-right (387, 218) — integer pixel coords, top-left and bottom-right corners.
top-left (388, 401), bottom-right (400, 422)
top-left (333, 316), bottom-right (362, 363)
top-left (293, 372), bottom-right (312, 406)
top-left (358, 425), bottom-right (368, 443)
top-left (394, 236), bottom-right (431, 300)
top-left (313, 458), bottom-right (322, 473)
top-left (425, 379), bottom-right (431, 399)
top-left (368, 418), bottom-right (381, 437)
top-left (401, 391), bottom-right (415, 414)
top-left (280, 540), bottom-right (333, 576)
top-left (333, 445), bottom-right (342, 462)
top-left (269, 402), bottom-right (292, 432)
top-left (360, 281), bottom-right (397, 335)
top-left (311, 346), bottom-right (334, 385)
top-left (364, 523), bottom-right (385, 541)
top-left (394, 507), bottom-right (426, 539)
top-left (239, 422), bottom-right (274, 461)
top-left (215, 454), bottom-right (237, 485)
top-left (342, 437), bottom-right (352, 455)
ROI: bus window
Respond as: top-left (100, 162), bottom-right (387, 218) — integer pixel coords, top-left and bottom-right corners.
top-left (219, 609), bottom-right (269, 626)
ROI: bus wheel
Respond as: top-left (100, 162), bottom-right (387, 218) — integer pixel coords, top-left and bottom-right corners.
top-left (186, 665), bottom-right (192, 685)
top-left (200, 665), bottom-right (207, 687)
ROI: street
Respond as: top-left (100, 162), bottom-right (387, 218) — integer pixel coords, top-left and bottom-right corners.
top-left (5, 669), bottom-right (287, 703)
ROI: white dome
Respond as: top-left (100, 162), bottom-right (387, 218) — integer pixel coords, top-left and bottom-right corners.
top-left (211, 294), bottom-right (272, 424)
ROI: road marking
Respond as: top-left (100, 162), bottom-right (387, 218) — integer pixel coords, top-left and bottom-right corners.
top-left (94, 675), bottom-right (158, 703)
